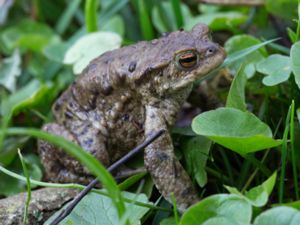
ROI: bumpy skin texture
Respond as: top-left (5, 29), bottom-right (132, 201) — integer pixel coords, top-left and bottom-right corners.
top-left (38, 23), bottom-right (225, 211)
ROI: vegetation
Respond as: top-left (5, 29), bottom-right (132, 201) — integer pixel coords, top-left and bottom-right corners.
top-left (0, 0), bottom-right (300, 224)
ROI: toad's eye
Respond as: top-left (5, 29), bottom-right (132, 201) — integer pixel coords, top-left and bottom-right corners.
top-left (176, 51), bottom-right (198, 69)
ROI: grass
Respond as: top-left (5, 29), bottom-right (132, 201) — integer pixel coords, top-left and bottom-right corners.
top-left (290, 100), bottom-right (299, 200)
top-left (279, 103), bottom-right (291, 203)
top-left (18, 149), bottom-right (31, 225)
top-left (85, 0), bottom-right (98, 32)
top-left (170, 0), bottom-right (183, 28)
top-left (136, 0), bottom-right (154, 40)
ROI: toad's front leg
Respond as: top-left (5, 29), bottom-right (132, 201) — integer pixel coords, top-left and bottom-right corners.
top-left (144, 105), bottom-right (199, 211)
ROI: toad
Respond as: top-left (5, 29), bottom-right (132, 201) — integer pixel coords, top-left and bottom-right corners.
top-left (38, 23), bottom-right (226, 211)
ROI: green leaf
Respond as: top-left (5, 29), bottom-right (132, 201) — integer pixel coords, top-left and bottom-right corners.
top-left (253, 206), bottom-right (300, 225)
top-left (243, 185), bottom-right (268, 207)
top-left (225, 35), bottom-right (267, 78)
top-left (118, 172), bottom-right (147, 191)
top-left (266, 0), bottom-right (298, 20)
top-left (182, 136), bottom-right (211, 187)
top-left (0, 50), bottom-right (21, 92)
top-left (202, 217), bottom-right (239, 225)
top-left (185, 12), bottom-right (247, 31)
top-left (262, 172), bottom-right (277, 195)
top-left (226, 64), bottom-right (247, 111)
top-left (257, 54), bottom-right (291, 86)
top-left (63, 31), bottom-right (122, 74)
top-left (0, 0), bottom-right (13, 24)
top-left (43, 27), bottom-right (85, 63)
top-left (279, 201), bottom-right (300, 210)
top-left (43, 41), bottom-right (70, 63)
top-left (172, 126), bottom-right (196, 136)
top-left (0, 19), bottom-right (58, 53)
top-left (291, 42), bottom-right (300, 89)
top-left (160, 217), bottom-right (177, 225)
top-left (0, 168), bottom-right (22, 196)
top-left (0, 153), bottom-right (42, 196)
top-left (287, 28), bottom-right (298, 43)
top-left (225, 172), bottom-right (277, 207)
top-left (0, 80), bottom-right (55, 116)
top-left (192, 108), bottom-right (282, 154)
top-left (180, 194), bottom-right (252, 225)
top-left (100, 15), bottom-right (125, 37)
top-left (0, 136), bottom-right (29, 166)
top-left (46, 192), bottom-right (151, 225)
top-left (199, 5), bottom-right (221, 14)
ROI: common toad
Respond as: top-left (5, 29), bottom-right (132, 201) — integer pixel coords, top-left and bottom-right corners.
top-left (38, 23), bottom-right (225, 211)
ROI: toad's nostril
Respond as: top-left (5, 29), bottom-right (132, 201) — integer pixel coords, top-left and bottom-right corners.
top-left (206, 45), bottom-right (217, 55)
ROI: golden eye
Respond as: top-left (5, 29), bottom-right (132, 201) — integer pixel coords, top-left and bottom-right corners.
top-left (176, 51), bottom-right (198, 69)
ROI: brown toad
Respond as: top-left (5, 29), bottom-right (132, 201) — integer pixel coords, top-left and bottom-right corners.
top-left (38, 23), bottom-right (225, 211)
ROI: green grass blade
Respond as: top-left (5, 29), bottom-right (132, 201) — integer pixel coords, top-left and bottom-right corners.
top-left (206, 167), bottom-right (231, 184)
top-left (99, 0), bottom-right (129, 24)
top-left (241, 150), bottom-right (271, 192)
top-left (136, 0), bottom-right (154, 40)
top-left (290, 101), bottom-right (299, 199)
top-left (1, 127), bottom-right (126, 219)
top-left (32, 0), bottom-right (44, 21)
top-left (219, 149), bottom-right (234, 184)
top-left (237, 160), bottom-right (251, 189)
top-left (156, 1), bottom-right (173, 32)
top-left (118, 172), bottom-right (147, 191)
top-left (266, 41), bottom-right (290, 54)
top-left (243, 154), bottom-right (272, 176)
top-left (18, 150), bottom-right (31, 225)
top-left (222, 38), bottom-right (280, 68)
top-left (296, 3), bottom-right (300, 42)
top-left (170, 0), bottom-right (183, 28)
top-left (85, 0), bottom-right (98, 32)
top-left (55, 0), bottom-right (81, 35)
top-left (279, 104), bottom-right (292, 203)
top-left (0, 164), bottom-right (84, 188)
top-left (0, 110), bottom-right (12, 152)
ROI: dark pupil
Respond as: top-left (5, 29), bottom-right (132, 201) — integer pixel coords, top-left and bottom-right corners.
top-left (179, 53), bottom-right (197, 68)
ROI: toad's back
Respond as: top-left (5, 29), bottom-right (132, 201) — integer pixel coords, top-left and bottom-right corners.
top-left (52, 77), bottom-right (146, 163)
